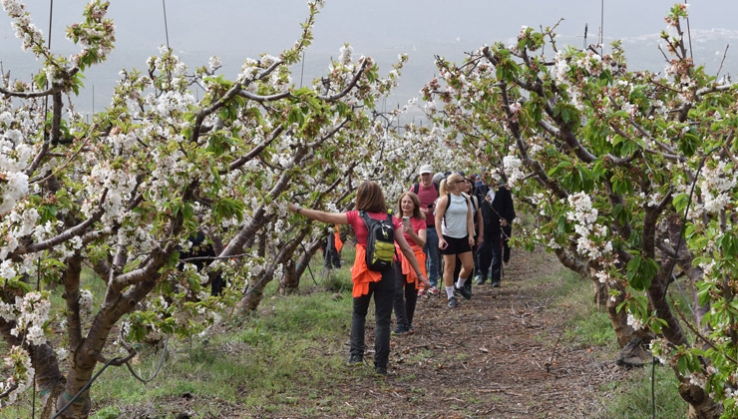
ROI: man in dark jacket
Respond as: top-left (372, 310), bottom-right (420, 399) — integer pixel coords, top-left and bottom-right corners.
top-left (476, 177), bottom-right (515, 287)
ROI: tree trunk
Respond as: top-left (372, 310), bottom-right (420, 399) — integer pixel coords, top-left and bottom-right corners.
top-left (553, 247), bottom-right (634, 346)
top-left (592, 280), bottom-right (607, 310)
top-left (679, 380), bottom-right (723, 419)
top-left (605, 281), bottom-right (637, 348)
top-left (279, 259), bottom-right (298, 295)
top-left (0, 318), bottom-right (64, 416)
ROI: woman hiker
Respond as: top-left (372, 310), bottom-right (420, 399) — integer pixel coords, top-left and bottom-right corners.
top-left (434, 172), bottom-right (475, 308)
top-left (289, 181), bottom-right (428, 375)
top-left (392, 191), bottom-right (427, 335)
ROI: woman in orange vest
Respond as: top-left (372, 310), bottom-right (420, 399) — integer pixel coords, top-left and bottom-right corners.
top-left (289, 181), bottom-right (428, 376)
top-left (393, 192), bottom-right (427, 335)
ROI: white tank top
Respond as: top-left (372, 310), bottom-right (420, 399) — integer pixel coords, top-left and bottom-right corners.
top-left (441, 193), bottom-right (469, 238)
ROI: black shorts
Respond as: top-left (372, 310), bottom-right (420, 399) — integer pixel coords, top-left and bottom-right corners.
top-left (441, 235), bottom-right (472, 255)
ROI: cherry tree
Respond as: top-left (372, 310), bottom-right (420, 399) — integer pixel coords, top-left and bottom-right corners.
top-left (0, 1), bottom-right (412, 417)
top-left (423, 4), bottom-right (738, 418)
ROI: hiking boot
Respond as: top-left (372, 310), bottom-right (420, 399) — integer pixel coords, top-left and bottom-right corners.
top-left (375, 365), bottom-right (388, 376)
top-left (475, 276), bottom-right (486, 285)
top-left (456, 286), bottom-right (472, 300)
top-left (347, 354), bottom-right (363, 366)
top-left (392, 325), bottom-right (410, 336)
top-left (491, 280), bottom-right (500, 288)
top-left (448, 296), bottom-right (458, 308)
top-left (428, 286), bottom-right (440, 296)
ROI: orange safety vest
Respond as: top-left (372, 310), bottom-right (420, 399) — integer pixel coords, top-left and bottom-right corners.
top-left (351, 244), bottom-right (382, 297)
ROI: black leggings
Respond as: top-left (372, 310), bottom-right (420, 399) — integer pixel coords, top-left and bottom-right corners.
top-left (393, 264), bottom-right (418, 328)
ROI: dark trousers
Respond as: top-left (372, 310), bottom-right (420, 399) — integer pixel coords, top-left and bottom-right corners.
top-left (349, 267), bottom-right (395, 369)
top-left (477, 232), bottom-right (501, 283)
top-left (502, 225), bottom-right (512, 263)
top-left (393, 264), bottom-right (418, 328)
top-left (322, 235), bottom-right (341, 269)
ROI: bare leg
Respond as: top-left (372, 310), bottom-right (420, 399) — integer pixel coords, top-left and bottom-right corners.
top-left (458, 251), bottom-right (475, 281)
top-left (443, 254), bottom-right (457, 287)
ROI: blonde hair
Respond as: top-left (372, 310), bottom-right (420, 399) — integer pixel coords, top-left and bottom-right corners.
top-left (439, 179), bottom-right (449, 196)
top-left (446, 173), bottom-right (464, 193)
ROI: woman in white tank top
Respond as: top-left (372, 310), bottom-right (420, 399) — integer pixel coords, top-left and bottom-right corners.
top-left (434, 172), bottom-right (475, 308)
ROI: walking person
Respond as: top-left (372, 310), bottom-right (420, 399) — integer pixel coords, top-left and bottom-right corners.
top-left (476, 175), bottom-right (516, 287)
top-left (392, 192), bottom-right (427, 335)
top-left (411, 164), bottom-right (441, 296)
top-left (289, 181), bottom-right (428, 375)
top-left (456, 174), bottom-right (483, 296)
top-left (435, 173), bottom-right (476, 308)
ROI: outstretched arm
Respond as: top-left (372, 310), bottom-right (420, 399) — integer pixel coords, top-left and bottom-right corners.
top-left (289, 203), bottom-right (348, 225)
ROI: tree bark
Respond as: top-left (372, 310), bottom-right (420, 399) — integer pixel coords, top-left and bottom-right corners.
top-left (553, 247), bottom-right (635, 347)
top-left (679, 380), bottom-right (723, 419)
top-left (279, 258), bottom-right (298, 295)
top-left (606, 281), bottom-right (637, 348)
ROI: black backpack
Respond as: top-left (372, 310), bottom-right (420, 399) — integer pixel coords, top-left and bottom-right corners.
top-left (360, 211), bottom-right (396, 272)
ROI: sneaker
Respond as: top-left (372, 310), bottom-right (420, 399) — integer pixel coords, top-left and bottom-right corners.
top-left (448, 296), bottom-right (458, 308)
top-left (456, 286), bottom-right (472, 300)
top-left (428, 287), bottom-right (440, 296)
top-left (492, 281), bottom-right (501, 288)
top-left (417, 287), bottom-right (426, 297)
top-left (348, 354), bottom-right (363, 366)
top-left (475, 276), bottom-right (486, 285)
top-left (392, 325), bottom-right (410, 336)
top-left (375, 366), bottom-right (388, 376)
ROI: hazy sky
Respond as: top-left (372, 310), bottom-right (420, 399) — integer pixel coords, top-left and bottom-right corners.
top-left (1, 1), bottom-right (737, 113)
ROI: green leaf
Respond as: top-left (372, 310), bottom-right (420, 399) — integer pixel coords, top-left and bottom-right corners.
top-left (676, 355), bottom-right (688, 375)
top-left (626, 255), bottom-right (657, 291)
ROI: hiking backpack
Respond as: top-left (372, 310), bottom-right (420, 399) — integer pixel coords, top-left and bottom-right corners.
top-left (360, 211), bottom-right (396, 272)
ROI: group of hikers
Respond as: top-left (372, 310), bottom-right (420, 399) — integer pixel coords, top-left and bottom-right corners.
top-left (288, 165), bottom-right (515, 375)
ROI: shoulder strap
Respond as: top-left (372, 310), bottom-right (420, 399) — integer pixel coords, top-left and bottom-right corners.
top-left (359, 210), bottom-right (372, 227)
top-left (412, 183), bottom-right (419, 194)
top-left (443, 193), bottom-right (451, 227)
top-left (433, 182), bottom-right (439, 193)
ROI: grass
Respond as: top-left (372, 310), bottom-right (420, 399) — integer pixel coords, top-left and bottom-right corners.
top-left (595, 364), bottom-right (685, 418)
top-left (527, 261), bottom-right (687, 418)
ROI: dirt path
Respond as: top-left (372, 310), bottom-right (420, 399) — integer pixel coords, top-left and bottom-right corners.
top-left (327, 248), bottom-right (626, 419)
top-left (117, 248), bottom-right (630, 418)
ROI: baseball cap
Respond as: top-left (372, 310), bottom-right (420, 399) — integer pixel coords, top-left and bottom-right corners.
top-left (419, 164), bottom-right (433, 175)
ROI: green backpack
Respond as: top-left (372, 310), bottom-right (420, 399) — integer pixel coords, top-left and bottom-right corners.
top-left (360, 211), bottom-right (396, 272)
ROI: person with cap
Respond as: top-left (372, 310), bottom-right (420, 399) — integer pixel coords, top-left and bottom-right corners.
top-left (410, 164), bottom-right (441, 295)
